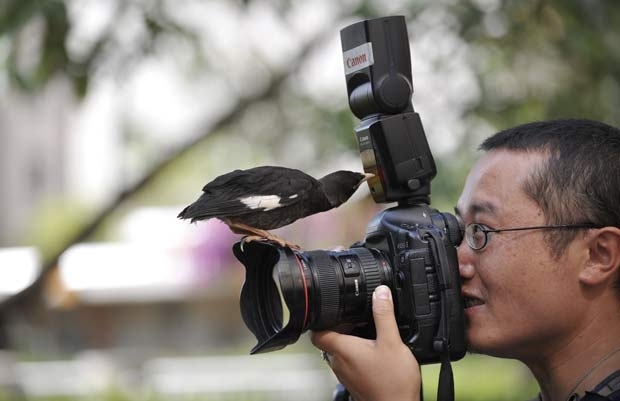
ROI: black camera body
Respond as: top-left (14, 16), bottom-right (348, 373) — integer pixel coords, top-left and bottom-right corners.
top-left (233, 16), bottom-right (466, 366)
top-left (361, 204), bottom-right (465, 363)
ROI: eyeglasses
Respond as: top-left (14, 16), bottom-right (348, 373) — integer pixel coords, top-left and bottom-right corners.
top-left (463, 223), bottom-right (604, 251)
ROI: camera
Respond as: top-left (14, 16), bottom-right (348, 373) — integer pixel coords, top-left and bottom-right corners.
top-left (233, 16), bottom-right (467, 365)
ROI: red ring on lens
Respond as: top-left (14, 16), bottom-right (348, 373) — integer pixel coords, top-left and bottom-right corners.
top-left (294, 256), bottom-right (309, 328)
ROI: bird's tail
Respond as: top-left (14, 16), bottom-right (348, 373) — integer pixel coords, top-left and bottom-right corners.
top-left (177, 203), bottom-right (220, 223)
top-left (177, 205), bottom-right (198, 222)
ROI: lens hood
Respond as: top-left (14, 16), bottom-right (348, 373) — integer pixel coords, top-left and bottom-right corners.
top-left (233, 241), bottom-right (309, 354)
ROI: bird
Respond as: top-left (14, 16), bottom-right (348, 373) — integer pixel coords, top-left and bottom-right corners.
top-left (177, 166), bottom-right (373, 249)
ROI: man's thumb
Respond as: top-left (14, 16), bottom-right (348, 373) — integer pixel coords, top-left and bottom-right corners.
top-left (372, 285), bottom-right (401, 344)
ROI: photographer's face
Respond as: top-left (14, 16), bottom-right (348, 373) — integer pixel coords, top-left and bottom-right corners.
top-left (456, 150), bottom-right (588, 360)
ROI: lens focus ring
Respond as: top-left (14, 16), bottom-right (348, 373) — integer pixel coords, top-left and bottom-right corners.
top-left (356, 249), bottom-right (382, 308)
top-left (306, 251), bottom-right (341, 329)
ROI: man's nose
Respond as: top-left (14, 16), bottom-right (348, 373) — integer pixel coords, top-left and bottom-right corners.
top-left (457, 244), bottom-right (475, 279)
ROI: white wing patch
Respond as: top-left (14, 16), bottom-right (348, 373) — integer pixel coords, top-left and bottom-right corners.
top-left (240, 195), bottom-right (283, 211)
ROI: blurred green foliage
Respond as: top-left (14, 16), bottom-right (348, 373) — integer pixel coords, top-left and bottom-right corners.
top-left (423, 354), bottom-right (539, 401)
top-left (0, 355), bottom-right (539, 401)
top-left (458, 0), bottom-right (620, 128)
top-left (3, 0), bottom-right (618, 122)
top-left (0, 0), bottom-right (202, 97)
top-left (2, 0), bottom-right (619, 211)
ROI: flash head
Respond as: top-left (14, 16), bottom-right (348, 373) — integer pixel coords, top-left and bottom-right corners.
top-left (340, 16), bottom-right (436, 204)
top-left (341, 16), bottom-right (413, 118)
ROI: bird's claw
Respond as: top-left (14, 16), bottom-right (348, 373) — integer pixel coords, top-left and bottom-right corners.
top-left (240, 235), bottom-right (301, 251)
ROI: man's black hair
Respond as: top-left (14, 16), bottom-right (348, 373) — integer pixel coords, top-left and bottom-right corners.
top-left (480, 118), bottom-right (620, 258)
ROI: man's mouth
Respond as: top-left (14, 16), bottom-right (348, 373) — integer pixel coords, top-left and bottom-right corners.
top-left (463, 296), bottom-right (485, 309)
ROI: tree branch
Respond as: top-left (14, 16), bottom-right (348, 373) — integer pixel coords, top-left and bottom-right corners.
top-left (0, 21), bottom-right (338, 319)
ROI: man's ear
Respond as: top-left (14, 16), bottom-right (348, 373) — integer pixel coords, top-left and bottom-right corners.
top-left (579, 227), bottom-right (620, 286)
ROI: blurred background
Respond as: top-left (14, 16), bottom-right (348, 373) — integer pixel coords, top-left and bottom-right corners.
top-left (0, 0), bottom-right (619, 400)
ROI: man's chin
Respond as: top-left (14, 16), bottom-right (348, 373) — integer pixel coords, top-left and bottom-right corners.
top-left (465, 333), bottom-right (499, 357)
top-left (465, 340), bottom-right (519, 359)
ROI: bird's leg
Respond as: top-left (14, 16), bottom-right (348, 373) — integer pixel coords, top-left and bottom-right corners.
top-left (227, 222), bottom-right (301, 250)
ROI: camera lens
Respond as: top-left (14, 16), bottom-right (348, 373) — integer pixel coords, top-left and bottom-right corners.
top-left (233, 241), bottom-right (390, 354)
top-left (301, 248), bottom-right (389, 331)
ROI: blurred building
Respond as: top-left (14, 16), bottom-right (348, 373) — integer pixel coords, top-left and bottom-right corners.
top-left (2, 208), bottom-right (245, 354)
top-left (0, 207), bottom-right (339, 400)
top-left (0, 80), bottom-right (74, 246)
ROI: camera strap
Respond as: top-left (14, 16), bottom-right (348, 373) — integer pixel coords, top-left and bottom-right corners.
top-left (580, 370), bottom-right (620, 401)
top-left (426, 231), bottom-right (456, 401)
top-left (436, 351), bottom-right (455, 401)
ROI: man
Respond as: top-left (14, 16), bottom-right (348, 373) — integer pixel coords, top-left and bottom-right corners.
top-left (311, 118), bottom-right (620, 401)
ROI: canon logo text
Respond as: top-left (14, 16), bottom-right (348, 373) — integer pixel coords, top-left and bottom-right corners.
top-left (347, 53), bottom-right (368, 69)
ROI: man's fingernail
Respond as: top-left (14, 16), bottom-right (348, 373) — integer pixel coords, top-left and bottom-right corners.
top-left (373, 285), bottom-right (391, 300)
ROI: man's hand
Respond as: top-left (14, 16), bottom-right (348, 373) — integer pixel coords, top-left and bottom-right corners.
top-left (310, 285), bottom-right (420, 401)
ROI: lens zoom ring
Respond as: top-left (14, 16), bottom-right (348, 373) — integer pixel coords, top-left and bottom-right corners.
top-left (308, 251), bottom-right (341, 328)
top-left (356, 249), bottom-right (382, 308)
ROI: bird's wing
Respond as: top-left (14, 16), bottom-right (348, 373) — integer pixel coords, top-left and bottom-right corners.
top-left (196, 166), bottom-right (319, 217)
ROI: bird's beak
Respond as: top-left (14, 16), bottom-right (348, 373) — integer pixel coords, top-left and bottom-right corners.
top-left (363, 173), bottom-right (374, 181)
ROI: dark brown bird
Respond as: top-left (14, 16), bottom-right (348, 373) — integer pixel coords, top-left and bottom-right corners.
top-left (177, 166), bottom-right (372, 248)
